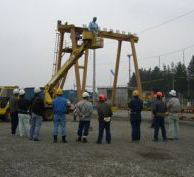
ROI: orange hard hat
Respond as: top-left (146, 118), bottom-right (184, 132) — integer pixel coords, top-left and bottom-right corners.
top-left (99, 95), bottom-right (105, 101)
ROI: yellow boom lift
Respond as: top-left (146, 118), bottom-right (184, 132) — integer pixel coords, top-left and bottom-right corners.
top-left (43, 27), bottom-right (103, 120)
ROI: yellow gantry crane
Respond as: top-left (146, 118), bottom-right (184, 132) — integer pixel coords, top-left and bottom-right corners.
top-left (43, 21), bottom-right (142, 119)
top-left (43, 23), bottom-right (104, 119)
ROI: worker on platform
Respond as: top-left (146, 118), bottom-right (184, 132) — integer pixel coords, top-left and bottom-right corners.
top-left (29, 87), bottom-right (45, 141)
top-left (152, 92), bottom-right (167, 142)
top-left (18, 89), bottom-right (30, 137)
top-left (96, 94), bottom-right (113, 144)
top-left (128, 90), bottom-right (143, 141)
top-left (88, 17), bottom-right (99, 35)
top-left (76, 92), bottom-right (93, 143)
top-left (10, 88), bottom-right (19, 135)
top-left (53, 88), bottom-right (69, 143)
top-left (167, 90), bottom-right (181, 140)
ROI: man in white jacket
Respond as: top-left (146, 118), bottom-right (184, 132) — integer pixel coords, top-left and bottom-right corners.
top-left (167, 90), bottom-right (181, 140)
top-left (76, 92), bottom-right (93, 143)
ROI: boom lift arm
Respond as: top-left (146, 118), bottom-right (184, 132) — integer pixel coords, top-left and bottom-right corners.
top-left (45, 43), bottom-right (86, 104)
top-left (44, 31), bottom-right (103, 106)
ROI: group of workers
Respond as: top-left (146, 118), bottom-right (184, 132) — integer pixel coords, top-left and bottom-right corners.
top-left (10, 87), bottom-right (44, 141)
top-left (9, 86), bottom-right (181, 144)
top-left (129, 89), bottom-right (181, 142)
top-left (9, 87), bottom-right (113, 144)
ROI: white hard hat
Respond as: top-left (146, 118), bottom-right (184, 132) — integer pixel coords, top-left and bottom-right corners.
top-left (169, 90), bottom-right (176, 96)
top-left (34, 87), bottom-right (41, 93)
top-left (82, 92), bottom-right (89, 98)
top-left (13, 89), bottom-right (19, 95)
top-left (19, 89), bottom-right (25, 96)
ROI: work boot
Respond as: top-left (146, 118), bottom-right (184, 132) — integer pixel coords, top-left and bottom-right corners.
top-left (76, 136), bottom-right (82, 142)
top-left (62, 136), bottom-right (67, 143)
top-left (53, 135), bottom-right (57, 143)
top-left (83, 138), bottom-right (88, 143)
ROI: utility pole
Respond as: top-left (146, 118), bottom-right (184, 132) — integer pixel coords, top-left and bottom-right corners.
top-left (93, 49), bottom-right (96, 105)
top-left (127, 54), bottom-right (132, 86)
top-left (183, 50), bottom-right (185, 65)
top-left (159, 56), bottom-right (161, 70)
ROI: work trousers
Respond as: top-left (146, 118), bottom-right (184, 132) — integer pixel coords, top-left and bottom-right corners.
top-left (18, 113), bottom-right (30, 137)
top-left (130, 119), bottom-right (141, 141)
top-left (77, 120), bottom-right (90, 138)
top-left (168, 113), bottom-right (179, 139)
top-left (53, 114), bottom-right (67, 136)
top-left (97, 121), bottom-right (111, 144)
top-left (154, 116), bottom-right (167, 141)
top-left (10, 112), bottom-right (18, 135)
top-left (29, 113), bottom-right (42, 140)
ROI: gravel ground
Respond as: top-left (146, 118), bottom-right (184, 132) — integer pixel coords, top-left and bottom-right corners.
top-left (0, 114), bottom-right (194, 177)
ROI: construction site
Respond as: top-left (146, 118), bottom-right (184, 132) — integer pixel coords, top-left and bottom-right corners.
top-left (1, 1), bottom-right (194, 177)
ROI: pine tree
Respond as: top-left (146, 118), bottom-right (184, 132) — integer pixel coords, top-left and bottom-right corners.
top-left (187, 56), bottom-right (194, 98)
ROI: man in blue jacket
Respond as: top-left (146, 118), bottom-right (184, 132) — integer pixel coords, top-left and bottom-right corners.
top-left (53, 89), bottom-right (68, 143)
top-left (88, 17), bottom-right (99, 35)
top-left (128, 90), bottom-right (143, 141)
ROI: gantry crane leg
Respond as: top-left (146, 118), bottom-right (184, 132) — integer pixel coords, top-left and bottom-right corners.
top-left (130, 38), bottom-right (143, 98)
top-left (111, 40), bottom-right (122, 106)
top-left (71, 28), bottom-right (82, 101)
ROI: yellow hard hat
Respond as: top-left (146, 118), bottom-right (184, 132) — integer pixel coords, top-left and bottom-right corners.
top-left (132, 90), bottom-right (139, 96)
top-left (56, 89), bottom-right (63, 95)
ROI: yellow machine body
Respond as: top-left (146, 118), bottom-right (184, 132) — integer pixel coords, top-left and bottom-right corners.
top-left (0, 86), bottom-right (18, 121)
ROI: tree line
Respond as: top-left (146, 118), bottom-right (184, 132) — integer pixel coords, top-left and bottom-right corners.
top-left (130, 55), bottom-right (194, 100)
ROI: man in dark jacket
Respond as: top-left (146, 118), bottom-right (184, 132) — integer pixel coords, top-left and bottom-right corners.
top-left (128, 90), bottom-right (143, 141)
top-left (53, 89), bottom-right (68, 143)
top-left (96, 95), bottom-right (113, 144)
top-left (152, 92), bottom-right (167, 142)
top-left (9, 89), bottom-right (19, 135)
top-left (18, 89), bottom-right (30, 137)
top-left (29, 87), bottom-right (45, 141)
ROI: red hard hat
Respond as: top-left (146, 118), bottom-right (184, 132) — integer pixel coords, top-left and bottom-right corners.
top-left (99, 95), bottom-right (105, 101)
top-left (156, 92), bottom-right (163, 97)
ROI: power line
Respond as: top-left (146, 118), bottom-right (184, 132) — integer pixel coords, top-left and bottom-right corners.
top-left (95, 42), bottom-right (194, 66)
top-left (102, 9), bottom-right (194, 46)
top-left (94, 42), bottom-right (194, 66)
top-left (139, 43), bottom-right (194, 61)
top-left (138, 9), bottom-right (194, 34)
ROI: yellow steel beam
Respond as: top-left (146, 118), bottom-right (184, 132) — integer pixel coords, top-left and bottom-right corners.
top-left (57, 24), bottom-right (138, 43)
top-left (130, 38), bottom-right (143, 98)
top-left (71, 28), bottom-right (82, 101)
top-left (111, 40), bottom-right (122, 106)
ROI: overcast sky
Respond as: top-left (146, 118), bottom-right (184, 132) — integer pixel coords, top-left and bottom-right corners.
top-left (0, 0), bottom-right (194, 90)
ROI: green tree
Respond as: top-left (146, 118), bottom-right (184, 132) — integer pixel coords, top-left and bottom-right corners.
top-left (174, 62), bottom-right (187, 96)
top-left (187, 56), bottom-right (194, 98)
top-left (187, 55), bottom-right (194, 76)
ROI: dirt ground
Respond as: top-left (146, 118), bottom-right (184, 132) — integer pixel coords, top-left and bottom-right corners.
top-left (0, 114), bottom-right (194, 177)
